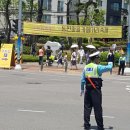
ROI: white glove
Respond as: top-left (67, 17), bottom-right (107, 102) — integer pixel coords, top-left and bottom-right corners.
top-left (80, 90), bottom-right (84, 96)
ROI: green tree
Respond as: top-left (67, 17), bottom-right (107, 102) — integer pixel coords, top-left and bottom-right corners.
top-left (93, 9), bottom-right (105, 25)
top-left (0, 0), bottom-right (12, 43)
top-left (73, 0), bottom-right (103, 47)
top-left (37, 0), bottom-right (43, 22)
top-left (0, 0), bottom-right (38, 43)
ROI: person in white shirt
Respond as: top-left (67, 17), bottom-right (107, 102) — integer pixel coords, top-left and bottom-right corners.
top-left (71, 49), bottom-right (78, 69)
top-left (78, 46), bottom-right (85, 64)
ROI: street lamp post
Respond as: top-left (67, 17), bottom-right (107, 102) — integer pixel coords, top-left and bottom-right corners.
top-left (15, 0), bottom-right (22, 70)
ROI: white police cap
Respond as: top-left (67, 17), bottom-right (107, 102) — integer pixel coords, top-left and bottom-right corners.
top-left (89, 51), bottom-right (100, 58)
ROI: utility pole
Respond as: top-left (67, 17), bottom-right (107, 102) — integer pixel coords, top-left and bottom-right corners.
top-left (127, 0), bottom-right (130, 67)
top-left (66, 0), bottom-right (72, 45)
top-left (15, 0), bottom-right (22, 70)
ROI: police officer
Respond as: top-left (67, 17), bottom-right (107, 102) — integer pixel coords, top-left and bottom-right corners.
top-left (80, 51), bottom-right (113, 130)
top-left (118, 53), bottom-right (126, 75)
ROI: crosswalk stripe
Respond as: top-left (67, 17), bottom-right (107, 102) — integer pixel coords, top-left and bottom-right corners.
top-left (126, 85), bottom-right (130, 93)
top-left (126, 88), bottom-right (130, 91)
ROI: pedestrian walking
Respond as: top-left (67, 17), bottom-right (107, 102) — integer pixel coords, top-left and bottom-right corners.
top-left (85, 51), bottom-right (90, 65)
top-left (38, 46), bottom-right (44, 71)
top-left (118, 53), bottom-right (126, 75)
top-left (78, 46), bottom-right (85, 64)
top-left (60, 41), bottom-right (64, 53)
top-left (70, 49), bottom-right (78, 70)
top-left (57, 48), bottom-right (63, 67)
top-left (46, 46), bottom-right (53, 66)
top-left (107, 49), bottom-right (114, 74)
top-left (80, 51), bottom-right (113, 130)
top-left (64, 52), bottom-right (68, 72)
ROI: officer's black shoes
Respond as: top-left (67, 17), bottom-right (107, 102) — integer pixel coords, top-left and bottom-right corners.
top-left (97, 127), bottom-right (104, 130)
top-left (84, 128), bottom-right (90, 130)
top-left (84, 124), bottom-right (91, 130)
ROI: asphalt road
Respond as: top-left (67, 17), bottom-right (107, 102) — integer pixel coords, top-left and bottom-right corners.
top-left (0, 69), bottom-right (130, 130)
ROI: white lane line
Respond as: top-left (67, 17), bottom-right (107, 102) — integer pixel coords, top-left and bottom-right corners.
top-left (126, 86), bottom-right (130, 93)
top-left (18, 109), bottom-right (46, 113)
top-left (126, 88), bottom-right (130, 91)
top-left (91, 115), bottom-right (115, 119)
top-left (115, 81), bottom-right (130, 84)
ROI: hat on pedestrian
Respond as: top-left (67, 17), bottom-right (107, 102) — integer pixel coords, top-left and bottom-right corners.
top-left (86, 45), bottom-right (96, 49)
top-left (89, 51), bottom-right (100, 58)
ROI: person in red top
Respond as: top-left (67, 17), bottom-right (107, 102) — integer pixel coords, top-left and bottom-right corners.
top-left (38, 46), bottom-right (44, 65)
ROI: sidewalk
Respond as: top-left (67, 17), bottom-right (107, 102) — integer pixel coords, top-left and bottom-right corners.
top-left (21, 62), bottom-right (119, 76)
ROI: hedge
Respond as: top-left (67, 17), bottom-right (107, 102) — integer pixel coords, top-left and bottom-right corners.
top-left (22, 54), bottom-right (47, 62)
top-left (22, 55), bottom-right (39, 62)
top-left (23, 51), bottom-right (121, 66)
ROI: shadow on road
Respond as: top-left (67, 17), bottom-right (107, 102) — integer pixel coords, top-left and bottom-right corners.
top-left (90, 126), bottom-right (113, 130)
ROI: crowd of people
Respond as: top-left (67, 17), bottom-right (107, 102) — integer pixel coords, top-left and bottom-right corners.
top-left (37, 44), bottom-right (127, 75)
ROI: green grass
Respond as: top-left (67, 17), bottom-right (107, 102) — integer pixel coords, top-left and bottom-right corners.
top-left (22, 54), bottom-right (47, 62)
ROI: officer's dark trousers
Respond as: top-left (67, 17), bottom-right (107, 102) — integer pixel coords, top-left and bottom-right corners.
top-left (84, 88), bottom-right (104, 130)
top-left (118, 62), bottom-right (125, 75)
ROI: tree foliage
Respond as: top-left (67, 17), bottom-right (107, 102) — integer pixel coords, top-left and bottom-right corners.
top-left (0, 0), bottom-right (38, 43)
top-left (93, 9), bottom-right (105, 25)
top-left (74, 0), bottom-right (104, 26)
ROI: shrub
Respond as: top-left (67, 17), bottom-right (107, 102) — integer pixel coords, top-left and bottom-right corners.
top-left (114, 52), bottom-right (121, 65)
top-left (100, 51), bottom-right (108, 62)
top-left (99, 51), bottom-right (121, 66)
top-left (22, 49), bottom-right (122, 66)
top-left (23, 45), bottom-right (39, 55)
top-left (22, 54), bottom-right (47, 62)
top-left (100, 62), bottom-right (108, 65)
top-left (23, 54), bottom-right (38, 62)
top-left (23, 45), bottom-right (31, 54)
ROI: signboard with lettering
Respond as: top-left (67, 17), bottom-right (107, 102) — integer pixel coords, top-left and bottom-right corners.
top-left (23, 22), bottom-right (122, 38)
top-left (0, 44), bottom-right (14, 68)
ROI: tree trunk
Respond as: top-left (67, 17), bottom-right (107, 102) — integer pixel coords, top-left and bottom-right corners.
top-left (29, 0), bottom-right (34, 50)
top-left (37, 0), bottom-right (43, 22)
top-left (5, 0), bottom-right (11, 43)
top-left (30, 0), bottom-right (34, 22)
top-left (76, 0), bottom-right (82, 48)
top-left (83, 14), bottom-right (87, 25)
top-left (66, 0), bottom-right (72, 45)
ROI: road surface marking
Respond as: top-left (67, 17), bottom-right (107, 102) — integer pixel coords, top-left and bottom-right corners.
top-left (91, 115), bottom-right (115, 119)
top-left (126, 88), bottom-right (130, 91)
top-left (18, 109), bottom-right (46, 113)
top-left (126, 86), bottom-right (130, 93)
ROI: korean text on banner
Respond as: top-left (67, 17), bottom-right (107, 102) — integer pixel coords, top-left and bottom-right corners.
top-left (23, 22), bottom-right (122, 38)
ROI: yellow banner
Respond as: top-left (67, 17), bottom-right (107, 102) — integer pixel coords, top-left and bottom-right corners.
top-left (0, 44), bottom-right (14, 68)
top-left (23, 22), bottom-right (122, 38)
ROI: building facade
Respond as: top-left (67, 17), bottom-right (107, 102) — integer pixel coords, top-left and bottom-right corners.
top-left (69, 0), bottom-right (128, 26)
top-left (106, 0), bottom-right (122, 25)
top-left (42, 0), bottom-right (67, 24)
top-left (0, 0), bottom-right (129, 31)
